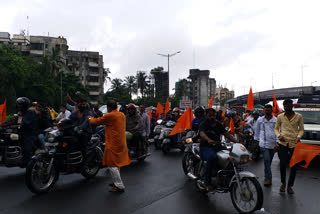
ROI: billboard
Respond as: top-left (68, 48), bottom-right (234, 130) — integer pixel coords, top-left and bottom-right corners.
top-left (180, 100), bottom-right (192, 109)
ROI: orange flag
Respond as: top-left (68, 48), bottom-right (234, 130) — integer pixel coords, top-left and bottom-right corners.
top-left (221, 110), bottom-right (226, 119)
top-left (169, 107), bottom-right (194, 135)
top-left (0, 104), bottom-right (3, 124)
top-left (247, 88), bottom-right (254, 111)
top-left (230, 118), bottom-right (235, 135)
top-left (148, 110), bottom-right (152, 121)
top-left (1, 99), bottom-right (6, 124)
top-left (272, 94), bottom-right (280, 116)
top-left (208, 95), bottom-right (214, 108)
top-left (290, 143), bottom-right (320, 168)
top-left (156, 102), bottom-right (164, 116)
top-left (165, 98), bottom-right (170, 117)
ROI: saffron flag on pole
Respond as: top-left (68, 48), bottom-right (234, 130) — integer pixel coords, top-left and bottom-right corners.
top-left (169, 107), bottom-right (194, 135)
top-left (156, 102), bottom-right (164, 116)
top-left (272, 94), bottom-right (281, 116)
top-left (1, 99), bottom-right (6, 125)
top-left (247, 88), bottom-right (254, 111)
top-left (289, 143), bottom-right (320, 168)
top-left (208, 95), bottom-right (214, 108)
top-left (148, 110), bottom-right (152, 121)
top-left (165, 98), bottom-right (170, 117)
top-left (229, 118), bottom-right (235, 135)
top-left (0, 104), bottom-right (3, 124)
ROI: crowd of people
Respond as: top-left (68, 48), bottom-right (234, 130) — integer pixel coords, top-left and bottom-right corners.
top-left (1, 96), bottom-right (304, 195)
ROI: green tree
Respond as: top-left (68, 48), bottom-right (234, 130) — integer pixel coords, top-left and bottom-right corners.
top-left (136, 71), bottom-right (148, 98)
top-left (124, 75), bottom-right (137, 100)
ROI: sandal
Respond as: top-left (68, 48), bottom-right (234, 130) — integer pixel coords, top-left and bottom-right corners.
top-left (109, 187), bottom-right (125, 193)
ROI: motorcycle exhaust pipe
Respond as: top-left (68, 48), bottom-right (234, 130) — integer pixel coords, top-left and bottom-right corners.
top-left (187, 172), bottom-right (197, 180)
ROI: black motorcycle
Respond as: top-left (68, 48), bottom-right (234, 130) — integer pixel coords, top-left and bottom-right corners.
top-left (126, 131), bottom-right (150, 162)
top-left (25, 119), bottom-right (103, 194)
top-left (0, 124), bottom-right (23, 167)
top-left (182, 130), bottom-right (201, 176)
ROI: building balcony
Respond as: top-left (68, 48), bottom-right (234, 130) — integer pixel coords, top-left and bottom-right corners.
top-left (89, 72), bottom-right (99, 76)
top-left (89, 62), bottom-right (99, 67)
top-left (89, 91), bottom-right (100, 96)
top-left (30, 50), bottom-right (44, 55)
top-left (87, 82), bottom-right (100, 86)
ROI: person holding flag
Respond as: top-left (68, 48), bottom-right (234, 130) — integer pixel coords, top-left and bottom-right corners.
top-left (274, 99), bottom-right (304, 194)
top-left (199, 108), bottom-right (239, 192)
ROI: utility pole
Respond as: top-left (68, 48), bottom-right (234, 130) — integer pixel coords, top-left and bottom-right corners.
top-left (157, 51), bottom-right (181, 94)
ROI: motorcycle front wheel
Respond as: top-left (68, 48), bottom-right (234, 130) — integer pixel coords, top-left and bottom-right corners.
top-left (25, 158), bottom-right (59, 194)
top-left (182, 152), bottom-right (197, 176)
top-left (230, 177), bottom-right (263, 214)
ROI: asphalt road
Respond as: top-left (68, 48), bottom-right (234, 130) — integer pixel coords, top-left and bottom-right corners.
top-left (0, 146), bottom-right (320, 214)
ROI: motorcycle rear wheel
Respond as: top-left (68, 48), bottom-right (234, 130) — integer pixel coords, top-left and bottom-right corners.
top-left (230, 177), bottom-right (263, 214)
top-left (161, 144), bottom-right (170, 154)
top-left (25, 158), bottom-right (59, 194)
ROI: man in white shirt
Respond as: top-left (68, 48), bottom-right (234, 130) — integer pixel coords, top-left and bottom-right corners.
top-left (56, 104), bottom-right (71, 122)
top-left (254, 105), bottom-right (278, 186)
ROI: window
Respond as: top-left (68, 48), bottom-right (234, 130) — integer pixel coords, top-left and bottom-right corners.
top-left (88, 76), bottom-right (99, 82)
top-left (30, 43), bottom-right (44, 50)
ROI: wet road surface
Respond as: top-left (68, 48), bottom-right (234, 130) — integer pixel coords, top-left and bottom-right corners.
top-left (0, 147), bottom-right (319, 214)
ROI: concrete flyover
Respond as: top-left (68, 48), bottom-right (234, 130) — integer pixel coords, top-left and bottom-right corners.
top-left (225, 86), bottom-right (320, 107)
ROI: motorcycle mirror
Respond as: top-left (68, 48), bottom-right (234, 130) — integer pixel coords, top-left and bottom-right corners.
top-left (14, 114), bottom-right (19, 119)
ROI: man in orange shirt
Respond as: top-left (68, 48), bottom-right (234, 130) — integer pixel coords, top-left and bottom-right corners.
top-left (89, 100), bottom-right (131, 193)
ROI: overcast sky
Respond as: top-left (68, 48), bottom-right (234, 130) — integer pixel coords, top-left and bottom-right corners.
top-left (1, 0), bottom-right (320, 97)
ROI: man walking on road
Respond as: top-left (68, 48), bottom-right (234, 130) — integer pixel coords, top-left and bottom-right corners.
top-left (274, 99), bottom-right (304, 194)
top-left (254, 105), bottom-right (278, 186)
top-left (89, 100), bottom-right (131, 193)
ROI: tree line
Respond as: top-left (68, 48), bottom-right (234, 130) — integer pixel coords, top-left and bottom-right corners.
top-left (0, 45), bottom-right (90, 114)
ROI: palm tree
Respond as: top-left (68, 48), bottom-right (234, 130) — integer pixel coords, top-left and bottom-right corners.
top-left (49, 47), bottom-right (64, 76)
top-left (136, 71), bottom-right (148, 98)
top-left (110, 78), bottom-right (123, 91)
top-left (124, 75), bottom-right (137, 100)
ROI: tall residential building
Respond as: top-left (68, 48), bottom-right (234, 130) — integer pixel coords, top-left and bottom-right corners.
top-left (67, 51), bottom-right (107, 103)
top-left (0, 32), bottom-right (107, 104)
top-left (215, 87), bottom-right (235, 103)
top-left (188, 69), bottom-right (216, 107)
top-left (150, 68), bottom-right (169, 98)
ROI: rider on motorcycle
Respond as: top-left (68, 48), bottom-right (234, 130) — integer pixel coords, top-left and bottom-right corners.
top-left (17, 97), bottom-right (40, 167)
top-left (69, 97), bottom-right (94, 149)
top-left (199, 108), bottom-right (238, 191)
top-left (192, 106), bottom-right (205, 132)
top-left (126, 104), bottom-right (144, 155)
top-left (172, 107), bottom-right (181, 122)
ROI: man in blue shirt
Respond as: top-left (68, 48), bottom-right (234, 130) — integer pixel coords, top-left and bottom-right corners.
top-left (192, 106), bottom-right (205, 132)
top-left (254, 104), bottom-right (278, 186)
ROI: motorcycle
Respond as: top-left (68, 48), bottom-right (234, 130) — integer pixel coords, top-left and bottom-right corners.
top-left (0, 116), bottom-right (47, 168)
top-left (0, 124), bottom-right (23, 167)
top-left (243, 126), bottom-right (260, 160)
top-left (160, 120), bottom-right (184, 154)
top-left (148, 119), bottom-right (166, 149)
top-left (187, 141), bottom-right (263, 214)
top-left (126, 131), bottom-right (150, 162)
top-left (181, 130), bottom-right (201, 176)
top-left (25, 119), bottom-right (104, 194)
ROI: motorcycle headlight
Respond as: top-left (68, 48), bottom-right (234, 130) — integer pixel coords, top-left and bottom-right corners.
top-left (186, 138), bottom-right (193, 144)
top-left (240, 154), bottom-right (250, 163)
top-left (249, 133), bottom-right (253, 136)
top-left (10, 134), bottom-right (19, 141)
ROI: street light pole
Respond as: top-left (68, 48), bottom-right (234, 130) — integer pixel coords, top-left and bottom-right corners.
top-left (157, 51), bottom-right (181, 94)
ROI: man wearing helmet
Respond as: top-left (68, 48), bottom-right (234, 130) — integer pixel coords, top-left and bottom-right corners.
top-left (16, 97), bottom-right (40, 167)
top-left (192, 106), bottom-right (205, 132)
top-left (172, 107), bottom-right (181, 122)
top-left (126, 104), bottom-right (144, 155)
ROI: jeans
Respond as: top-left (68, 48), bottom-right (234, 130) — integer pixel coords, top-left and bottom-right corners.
top-left (22, 135), bottom-right (37, 166)
top-left (37, 134), bottom-right (45, 149)
top-left (278, 144), bottom-right (297, 187)
top-left (260, 147), bottom-right (275, 181)
top-left (200, 146), bottom-right (219, 186)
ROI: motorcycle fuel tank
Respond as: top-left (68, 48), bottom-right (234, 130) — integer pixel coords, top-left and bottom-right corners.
top-left (216, 150), bottom-right (230, 169)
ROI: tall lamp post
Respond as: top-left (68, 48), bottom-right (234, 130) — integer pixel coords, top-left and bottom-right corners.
top-left (157, 51), bottom-right (181, 94)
